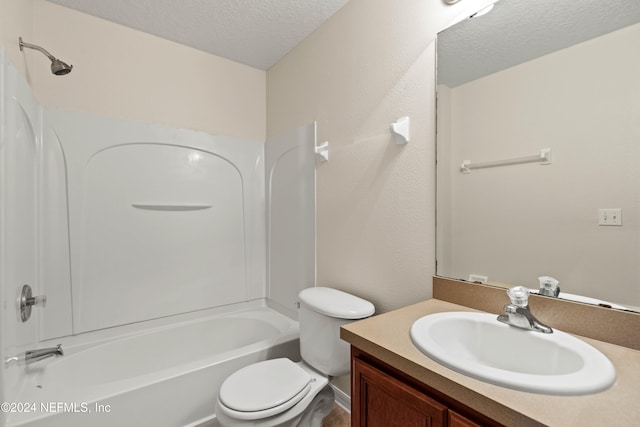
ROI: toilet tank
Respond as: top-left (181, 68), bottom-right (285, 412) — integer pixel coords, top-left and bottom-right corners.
top-left (298, 287), bottom-right (375, 376)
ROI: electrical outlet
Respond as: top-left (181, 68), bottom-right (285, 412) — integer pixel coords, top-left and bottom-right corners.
top-left (598, 209), bottom-right (622, 226)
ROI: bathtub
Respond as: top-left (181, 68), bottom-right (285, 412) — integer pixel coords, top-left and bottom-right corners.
top-left (6, 301), bottom-right (300, 427)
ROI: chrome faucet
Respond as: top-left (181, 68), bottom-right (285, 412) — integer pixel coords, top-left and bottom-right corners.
top-left (25, 344), bottom-right (64, 364)
top-left (497, 286), bottom-right (553, 334)
top-left (5, 344), bottom-right (64, 365)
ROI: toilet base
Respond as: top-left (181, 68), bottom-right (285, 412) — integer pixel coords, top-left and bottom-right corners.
top-left (296, 386), bottom-right (335, 427)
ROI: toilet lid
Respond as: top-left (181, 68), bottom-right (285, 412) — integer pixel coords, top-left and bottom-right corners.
top-left (219, 358), bottom-right (312, 413)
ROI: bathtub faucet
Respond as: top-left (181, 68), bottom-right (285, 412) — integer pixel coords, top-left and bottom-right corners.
top-left (5, 344), bottom-right (64, 365)
top-left (25, 344), bottom-right (64, 364)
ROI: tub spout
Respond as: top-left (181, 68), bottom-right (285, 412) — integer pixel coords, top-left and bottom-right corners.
top-left (6, 344), bottom-right (64, 365)
top-left (5, 344), bottom-right (64, 365)
top-left (25, 344), bottom-right (63, 364)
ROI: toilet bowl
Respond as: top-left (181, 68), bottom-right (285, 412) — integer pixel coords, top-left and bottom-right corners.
top-left (215, 287), bottom-right (374, 427)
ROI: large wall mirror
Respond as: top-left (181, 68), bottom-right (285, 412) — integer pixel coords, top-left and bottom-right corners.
top-left (436, 0), bottom-right (640, 312)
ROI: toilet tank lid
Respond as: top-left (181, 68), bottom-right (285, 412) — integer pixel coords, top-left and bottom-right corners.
top-left (298, 287), bottom-right (375, 319)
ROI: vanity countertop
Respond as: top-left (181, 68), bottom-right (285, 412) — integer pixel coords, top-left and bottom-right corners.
top-left (341, 299), bottom-right (640, 427)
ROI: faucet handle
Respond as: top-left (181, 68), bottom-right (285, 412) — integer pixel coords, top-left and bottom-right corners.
top-left (507, 286), bottom-right (530, 307)
top-left (19, 284), bottom-right (47, 322)
top-left (31, 294), bottom-right (47, 307)
top-left (538, 276), bottom-right (560, 297)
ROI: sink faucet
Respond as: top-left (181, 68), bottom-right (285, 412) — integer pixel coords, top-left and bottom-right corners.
top-left (5, 344), bottom-right (64, 365)
top-left (497, 287), bottom-right (553, 334)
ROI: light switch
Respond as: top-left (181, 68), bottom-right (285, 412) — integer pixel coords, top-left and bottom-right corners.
top-left (598, 209), bottom-right (622, 226)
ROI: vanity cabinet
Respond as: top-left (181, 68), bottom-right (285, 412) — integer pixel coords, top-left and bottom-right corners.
top-left (448, 410), bottom-right (483, 427)
top-left (351, 347), bottom-right (499, 427)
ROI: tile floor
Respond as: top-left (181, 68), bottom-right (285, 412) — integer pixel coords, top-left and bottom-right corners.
top-left (322, 404), bottom-right (350, 427)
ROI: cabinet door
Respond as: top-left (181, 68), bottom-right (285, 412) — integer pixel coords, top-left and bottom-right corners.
top-left (449, 410), bottom-right (484, 427)
top-left (352, 357), bottom-right (447, 427)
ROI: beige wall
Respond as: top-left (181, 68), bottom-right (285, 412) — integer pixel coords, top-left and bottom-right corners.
top-left (0, 0), bottom-right (35, 79)
top-left (267, 0), bottom-right (493, 313)
top-left (0, 0), bottom-right (500, 403)
top-left (2, 0), bottom-right (495, 315)
top-left (24, 1), bottom-right (266, 141)
top-left (440, 23), bottom-right (640, 308)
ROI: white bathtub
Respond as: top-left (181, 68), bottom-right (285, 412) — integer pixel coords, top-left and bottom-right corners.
top-left (7, 302), bottom-right (300, 427)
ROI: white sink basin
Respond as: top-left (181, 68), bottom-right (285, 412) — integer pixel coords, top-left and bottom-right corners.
top-left (410, 312), bottom-right (616, 395)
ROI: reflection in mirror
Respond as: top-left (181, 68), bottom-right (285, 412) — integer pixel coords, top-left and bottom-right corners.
top-left (436, 0), bottom-right (640, 312)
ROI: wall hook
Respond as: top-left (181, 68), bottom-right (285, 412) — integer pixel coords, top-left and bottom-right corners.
top-left (391, 116), bottom-right (410, 144)
top-left (315, 141), bottom-right (329, 162)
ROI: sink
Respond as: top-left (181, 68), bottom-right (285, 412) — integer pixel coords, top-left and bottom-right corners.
top-left (410, 312), bottom-right (616, 395)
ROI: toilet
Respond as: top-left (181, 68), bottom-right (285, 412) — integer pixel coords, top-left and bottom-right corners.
top-left (215, 287), bottom-right (375, 427)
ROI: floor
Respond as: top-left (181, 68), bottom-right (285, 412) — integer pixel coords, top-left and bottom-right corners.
top-left (322, 404), bottom-right (350, 427)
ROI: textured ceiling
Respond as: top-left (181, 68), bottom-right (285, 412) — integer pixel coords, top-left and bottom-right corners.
top-left (46, 0), bottom-right (350, 70)
top-left (438, 0), bottom-right (640, 87)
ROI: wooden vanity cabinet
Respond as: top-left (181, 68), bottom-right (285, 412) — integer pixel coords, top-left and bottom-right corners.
top-left (448, 410), bottom-right (484, 427)
top-left (351, 347), bottom-right (501, 427)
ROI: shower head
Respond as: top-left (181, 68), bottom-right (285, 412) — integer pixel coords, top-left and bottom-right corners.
top-left (19, 37), bottom-right (73, 75)
top-left (50, 58), bottom-right (73, 76)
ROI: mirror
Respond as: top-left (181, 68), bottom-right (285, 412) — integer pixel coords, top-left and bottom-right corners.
top-left (436, 0), bottom-right (640, 312)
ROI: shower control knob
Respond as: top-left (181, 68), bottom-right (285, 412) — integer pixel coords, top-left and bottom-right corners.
top-left (29, 295), bottom-right (47, 307)
top-left (19, 284), bottom-right (47, 322)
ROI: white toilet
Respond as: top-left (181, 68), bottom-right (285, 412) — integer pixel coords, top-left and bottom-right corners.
top-left (215, 287), bottom-right (375, 427)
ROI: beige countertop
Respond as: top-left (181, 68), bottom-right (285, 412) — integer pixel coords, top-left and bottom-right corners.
top-left (341, 299), bottom-right (640, 427)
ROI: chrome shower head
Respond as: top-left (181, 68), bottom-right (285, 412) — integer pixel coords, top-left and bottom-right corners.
top-left (19, 37), bottom-right (73, 76)
top-left (50, 58), bottom-right (73, 75)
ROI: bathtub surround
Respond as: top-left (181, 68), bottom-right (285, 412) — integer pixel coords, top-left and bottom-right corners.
top-left (44, 109), bottom-right (267, 334)
top-left (3, 51), bottom-right (315, 334)
top-left (266, 124), bottom-right (317, 315)
top-left (0, 52), bottom-right (42, 419)
top-left (1, 49), bottom-right (317, 425)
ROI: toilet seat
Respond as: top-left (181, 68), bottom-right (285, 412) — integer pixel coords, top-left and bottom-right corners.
top-left (218, 358), bottom-right (312, 421)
